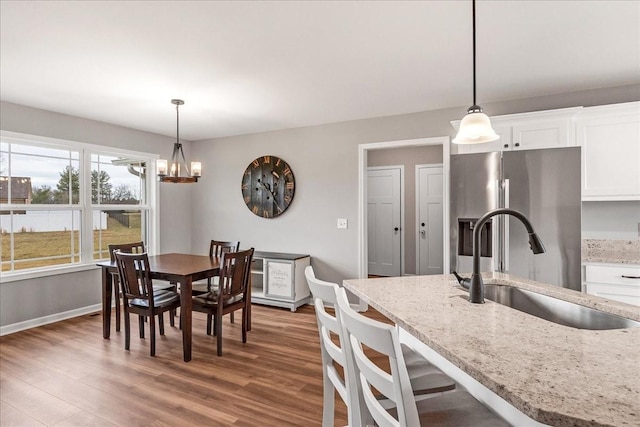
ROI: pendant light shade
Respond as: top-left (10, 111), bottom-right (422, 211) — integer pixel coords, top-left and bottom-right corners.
top-left (157, 99), bottom-right (201, 183)
top-left (453, 106), bottom-right (499, 144)
top-left (453, 0), bottom-right (499, 145)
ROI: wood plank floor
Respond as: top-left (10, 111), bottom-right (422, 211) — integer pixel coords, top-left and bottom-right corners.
top-left (0, 304), bottom-right (390, 426)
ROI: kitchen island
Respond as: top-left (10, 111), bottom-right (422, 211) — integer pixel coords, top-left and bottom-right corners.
top-left (343, 273), bottom-right (640, 427)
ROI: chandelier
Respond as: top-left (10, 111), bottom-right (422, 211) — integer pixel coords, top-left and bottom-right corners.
top-left (157, 99), bottom-right (201, 183)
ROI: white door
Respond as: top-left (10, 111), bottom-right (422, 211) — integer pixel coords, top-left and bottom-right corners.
top-left (416, 165), bottom-right (443, 275)
top-left (367, 167), bottom-right (401, 277)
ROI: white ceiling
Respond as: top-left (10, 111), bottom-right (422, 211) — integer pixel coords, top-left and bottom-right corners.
top-left (1, 1), bottom-right (639, 141)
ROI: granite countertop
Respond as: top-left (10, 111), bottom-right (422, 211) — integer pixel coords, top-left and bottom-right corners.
top-left (343, 273), bottom-right (640, 427)
top-left (582, 239), bottom-right (640, 265)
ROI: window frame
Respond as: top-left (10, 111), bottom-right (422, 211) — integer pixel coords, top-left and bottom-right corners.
top-left (0, 130), bottom-right (159, 282)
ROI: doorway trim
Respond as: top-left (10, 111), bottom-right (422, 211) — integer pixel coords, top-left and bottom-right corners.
top-left (358, 136), bottom-right (450, 279)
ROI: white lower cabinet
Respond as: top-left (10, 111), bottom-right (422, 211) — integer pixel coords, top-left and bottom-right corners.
top-left (251, 251), bottom-right (311, 311)
top-left (584, 264), bottom-right (640, 306)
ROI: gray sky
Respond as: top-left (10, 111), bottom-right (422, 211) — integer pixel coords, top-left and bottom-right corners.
top-left (1, 141), bottom-right (142, 191)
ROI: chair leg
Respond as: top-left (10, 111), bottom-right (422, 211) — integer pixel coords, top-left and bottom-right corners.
top-left (230, 312), bottom-right (234, 324)
top-left (322, 376), bottom-right (335, 427)
top-left (124, 311), bottom-right (131, 351)
top-left (139, 316), bottom-right (145, 338)
top-left (114, 282), bottom-right (121, 332)
top-left (242, 308), bottom-right (247, 344)
top-left (216, 312), bottom-right (223, 356)
top-left (159, 312), bottom-right (165, 335)
top-left (206, 314), bottom-right (212, 336)
top-left (170, 282), bottom-right (178, 324)
top-left (247, 299), bottom-right (252, 331)
top-left (149, 315), bottom-right (156, 357)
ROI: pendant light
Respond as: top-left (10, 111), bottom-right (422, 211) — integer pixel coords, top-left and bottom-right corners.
top-left (453, 0), bottom-right (499, 145)
top-left (157, 99), bottom-right (202, 183)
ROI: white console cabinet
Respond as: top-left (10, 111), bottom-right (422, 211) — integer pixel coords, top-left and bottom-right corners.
top-left (584, 264), bottom-right (640, 306)
top-left (577, 102), bottom-right (640, 201)
top-left (251, 251), bottom-right (311, 311)
top-left (452, 107), bottom-right (581, 154)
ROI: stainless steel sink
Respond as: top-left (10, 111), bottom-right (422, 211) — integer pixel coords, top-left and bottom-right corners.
top-left (483, 284), bottom-right (640, 330)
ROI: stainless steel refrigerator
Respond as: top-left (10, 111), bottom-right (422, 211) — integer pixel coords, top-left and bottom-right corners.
top-left (450, 147), bottom-right (581, 291)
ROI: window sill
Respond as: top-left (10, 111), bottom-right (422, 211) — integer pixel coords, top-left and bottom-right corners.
top-left (0, 264), bottom-right (101, 283)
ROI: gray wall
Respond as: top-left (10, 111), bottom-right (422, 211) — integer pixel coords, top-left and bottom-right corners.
top-left (1, 83), bottom-right (639, 328)
top-left (0, 101), bottom-right (193, 327)
top-left (368, 145), bottom-right (443, 274)
top-left (191, 84), bottom-right (640, 285)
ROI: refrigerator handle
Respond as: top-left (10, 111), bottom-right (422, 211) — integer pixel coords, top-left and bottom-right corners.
top-left (504, 178), bottom-right (510, 209)
top-left (493, 179), bottom-right (501, 272)
top-left (503, 179), bottom-right (510, 273)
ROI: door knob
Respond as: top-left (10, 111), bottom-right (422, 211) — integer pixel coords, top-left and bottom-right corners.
top-left (394, 227), bottom-right (399, 232)
top-left (421, 222), bottom-right (425, 227)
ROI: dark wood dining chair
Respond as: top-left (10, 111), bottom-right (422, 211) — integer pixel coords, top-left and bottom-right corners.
top-left (191, 240), bottom-right (241, 327)
top-left (114, 251), bottom-right (182, 357)
top-left (192, 247), bottom-right (254, 356)
top-left (108, 242), bottom-right (176, 331)
top-left (192, 240), bottom-right (240, 295)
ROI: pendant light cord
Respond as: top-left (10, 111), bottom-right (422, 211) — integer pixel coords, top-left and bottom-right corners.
top-left (175, 102), bottom-right (180, 146)
top-left (472, 0), bottom-right (477, 107)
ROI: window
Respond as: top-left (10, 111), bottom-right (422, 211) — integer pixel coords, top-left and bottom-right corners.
top-left (0, 131), bottom-right (157, 276)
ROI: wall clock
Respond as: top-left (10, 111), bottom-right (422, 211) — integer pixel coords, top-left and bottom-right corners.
top-left (242, 155), bottom-right (295, 218)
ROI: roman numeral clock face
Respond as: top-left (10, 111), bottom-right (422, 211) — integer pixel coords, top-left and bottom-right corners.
top-left (242, 156), bottom-right (295, 218)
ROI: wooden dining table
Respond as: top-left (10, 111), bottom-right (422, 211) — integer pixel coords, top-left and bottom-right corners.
top-left (97, 253), bottom-right (221, 362)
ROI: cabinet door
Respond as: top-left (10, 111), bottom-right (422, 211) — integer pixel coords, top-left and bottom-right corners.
top-left (511, 120), bottom-right (570, 151)
top-left (264, 260), bottom-right (294, 300)
top-left (455, 125), bottom-right (511, 154)
top-left (579, 108), bottom-right (640, 200)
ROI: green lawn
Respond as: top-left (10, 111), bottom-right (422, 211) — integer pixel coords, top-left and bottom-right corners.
top-left (1, 217), bottom-right (141, 271)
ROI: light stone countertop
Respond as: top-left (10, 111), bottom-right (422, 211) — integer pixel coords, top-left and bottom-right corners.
top-left (582, 239), bottom-right (640, 265)
top-left (343, 272), bottom-right (640, 427)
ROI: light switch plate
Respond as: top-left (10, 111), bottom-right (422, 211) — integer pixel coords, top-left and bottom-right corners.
top-left (337, 218), bottom-right (348, 229)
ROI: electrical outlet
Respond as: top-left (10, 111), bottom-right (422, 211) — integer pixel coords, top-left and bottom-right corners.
top-left (337, 218), bottom-right (348, 229)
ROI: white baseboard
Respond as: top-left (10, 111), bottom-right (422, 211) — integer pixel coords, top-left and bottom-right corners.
top-left (0, 303), bottom-right (102, 336)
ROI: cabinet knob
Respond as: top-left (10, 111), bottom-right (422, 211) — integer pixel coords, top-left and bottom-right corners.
top-left (514, 142), bottom-right (520, 147)
top-left (504, 144), bottom-right (509, 148)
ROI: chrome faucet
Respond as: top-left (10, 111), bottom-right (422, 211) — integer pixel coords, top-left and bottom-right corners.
top-left (456, 208), bottom-right (546, 304)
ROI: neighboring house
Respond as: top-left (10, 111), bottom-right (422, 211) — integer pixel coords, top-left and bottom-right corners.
top-left (0, 176), bottom-right (32, 214)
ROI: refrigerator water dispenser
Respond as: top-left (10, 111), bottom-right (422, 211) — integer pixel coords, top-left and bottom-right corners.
top-left (458, 218), bottom-right (492, 257)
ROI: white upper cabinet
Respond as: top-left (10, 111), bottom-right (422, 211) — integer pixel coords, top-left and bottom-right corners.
top-left (578, 102), bottom-right (640, 201)
top-left (452, 107), bottom-right (581, 155)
